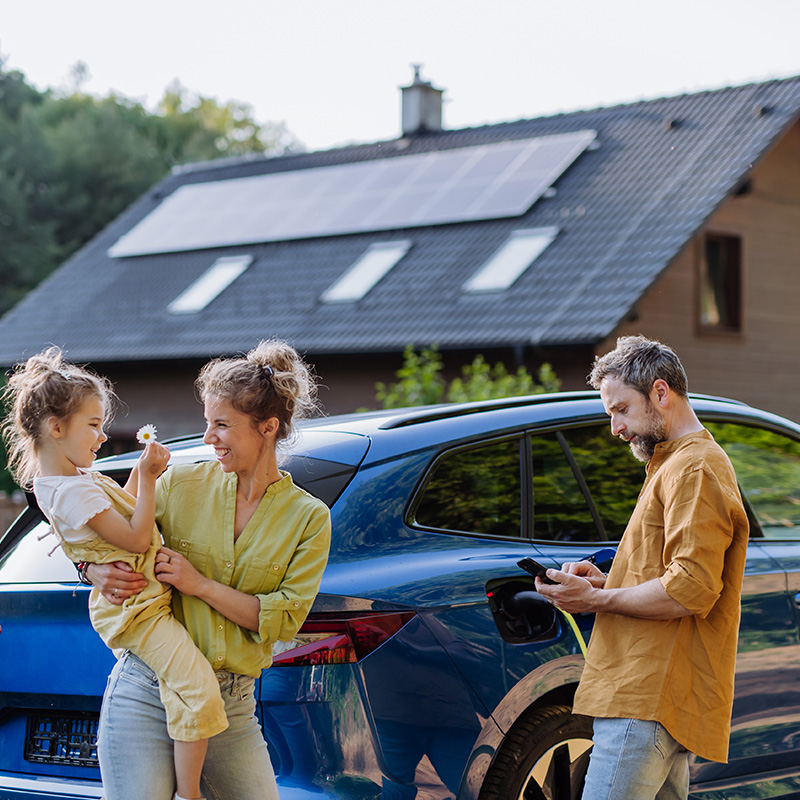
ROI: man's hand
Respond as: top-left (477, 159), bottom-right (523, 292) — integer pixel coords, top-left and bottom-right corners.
top-left (537, 569), bottom-right (693, 620)
top-left (562, 560), bottom-right (608, 588)
top-left (87, 561), bottom-right (148, 605)
top-left (536, 570), bottom-right (600, 614)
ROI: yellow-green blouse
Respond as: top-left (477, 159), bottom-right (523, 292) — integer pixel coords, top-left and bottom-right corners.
top-left (155, 461), bottom-right (331, 677)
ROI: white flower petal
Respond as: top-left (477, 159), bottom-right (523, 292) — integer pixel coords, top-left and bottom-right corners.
top-left (136, 424), bottom-right (158, 444)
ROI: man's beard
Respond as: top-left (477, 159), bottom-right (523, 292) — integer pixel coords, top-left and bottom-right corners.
top-left (628, 402), bottom-right (667, 462)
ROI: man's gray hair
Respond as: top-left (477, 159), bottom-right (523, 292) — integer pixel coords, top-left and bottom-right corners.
top-left (588, 335), bottom-right (688, 397)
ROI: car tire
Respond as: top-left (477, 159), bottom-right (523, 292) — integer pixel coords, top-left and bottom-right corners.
top-left (479, 704), bottom-right (593, 800)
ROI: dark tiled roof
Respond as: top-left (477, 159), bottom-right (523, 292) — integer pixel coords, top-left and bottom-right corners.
top-left (1, 76), bottom-right (799, 364)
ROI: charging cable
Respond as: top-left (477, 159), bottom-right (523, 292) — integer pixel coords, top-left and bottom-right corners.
top-left (560, 609), bottom-right (588, 657)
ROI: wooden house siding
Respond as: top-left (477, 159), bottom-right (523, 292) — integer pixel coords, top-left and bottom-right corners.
top-left (606, 120), bottom-right (800, 421)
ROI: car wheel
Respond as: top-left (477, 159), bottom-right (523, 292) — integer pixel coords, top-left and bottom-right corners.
top-left (479, 704), bottom-right (593, 800)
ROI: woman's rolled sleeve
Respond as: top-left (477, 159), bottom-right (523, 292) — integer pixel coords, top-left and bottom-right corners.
top-left (253, 505), bottom-right (331, 645)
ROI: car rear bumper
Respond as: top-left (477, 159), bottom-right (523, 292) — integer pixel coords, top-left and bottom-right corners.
top-left (0, 772), bottom-right (103, 799)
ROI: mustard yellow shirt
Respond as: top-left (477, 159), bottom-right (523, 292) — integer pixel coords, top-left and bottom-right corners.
top-left (155, 462), bottom-right (331, 677)
top-left (572, 429), bottom-right (749, 763)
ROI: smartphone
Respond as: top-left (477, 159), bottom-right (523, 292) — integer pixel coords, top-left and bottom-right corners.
top-left (517, 557), bottom-right (558, 584)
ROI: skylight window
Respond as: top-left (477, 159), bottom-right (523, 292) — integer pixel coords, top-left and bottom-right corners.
top-left (321, 241), bottom-right (411, 303)
top-left (167, 255), bottom-right (253, 314)
top-left (463, 228), bottom-right (558, 293)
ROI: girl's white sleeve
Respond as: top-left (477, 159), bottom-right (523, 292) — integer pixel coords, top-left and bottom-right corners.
top-left (50, 478), bottom-right (112, 542)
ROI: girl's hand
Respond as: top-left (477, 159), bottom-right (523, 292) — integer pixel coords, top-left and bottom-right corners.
top-left (139, 442), bottom-right (170, 478)
top-left (154, 547), bottom-right (207, 596)
top-left (87, 561), bottom-right (148, 605)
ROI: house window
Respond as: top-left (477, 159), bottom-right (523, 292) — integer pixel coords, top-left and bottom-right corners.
top-left (168, 255), bottom-right (253, 314)
top-left (699, 234), bottom-right (742, 332)
top-left (463, 227), bottom-right (558, 293)
top-left (321, 241), bottom-right (411, 303)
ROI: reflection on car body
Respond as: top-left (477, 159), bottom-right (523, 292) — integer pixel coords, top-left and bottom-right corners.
top-left (2, 392), bottom-right (800, 799)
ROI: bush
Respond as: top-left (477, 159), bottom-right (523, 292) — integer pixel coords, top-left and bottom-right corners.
top-left (374, 346), bottom-right (561, 409)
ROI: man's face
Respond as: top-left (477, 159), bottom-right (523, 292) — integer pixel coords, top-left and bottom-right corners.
top-left (600, 376), bottom-right (666, 462)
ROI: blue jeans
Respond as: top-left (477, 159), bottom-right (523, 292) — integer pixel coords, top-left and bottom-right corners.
top-left (581, 718), bottom-right (690, 800)
top-left (98, 652), bottom-right (278, 800)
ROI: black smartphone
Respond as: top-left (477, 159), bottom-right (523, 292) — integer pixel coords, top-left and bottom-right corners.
top-left (517, 557), bottom-right (558, 584)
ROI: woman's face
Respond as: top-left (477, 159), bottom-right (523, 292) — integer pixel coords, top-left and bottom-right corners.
top-left (202, 395), bottom-right (273, 474)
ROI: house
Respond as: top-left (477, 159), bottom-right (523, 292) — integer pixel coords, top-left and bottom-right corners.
top-left (1, 69), bottom-right (799, 446)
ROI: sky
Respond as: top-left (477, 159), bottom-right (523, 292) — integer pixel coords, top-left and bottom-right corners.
top-left (2, 1), bottom-right (799, 152)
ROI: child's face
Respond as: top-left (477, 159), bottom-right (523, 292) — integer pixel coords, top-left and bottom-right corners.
top-left (56, 395), bottom-right (108, 470)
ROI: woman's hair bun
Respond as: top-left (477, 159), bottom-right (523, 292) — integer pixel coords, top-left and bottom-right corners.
top-left (198, 338), bottom-right (319, 444)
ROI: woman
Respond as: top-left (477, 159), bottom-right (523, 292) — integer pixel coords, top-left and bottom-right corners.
top-left (87, 339), bottom-right (331, 800)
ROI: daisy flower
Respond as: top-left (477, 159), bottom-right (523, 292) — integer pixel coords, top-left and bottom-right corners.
top-left (136, 424), bottom-right (158, 445)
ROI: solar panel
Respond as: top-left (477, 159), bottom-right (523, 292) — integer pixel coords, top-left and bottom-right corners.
top-left (108, 130), bottom-right (596, 257)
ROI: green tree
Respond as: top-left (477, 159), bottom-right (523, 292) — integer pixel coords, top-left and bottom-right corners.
top-left (156, 80), bottom-right (300, 164)
top-left (0, 372), bottom-right (17, 495)
top-left (374, 345), bottom-right (561, 409)
top-left (0, 61), bottom-right (302, 316)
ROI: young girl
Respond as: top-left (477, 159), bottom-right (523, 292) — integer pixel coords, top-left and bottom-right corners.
top-left (1, 347), bottom-right (228, 800)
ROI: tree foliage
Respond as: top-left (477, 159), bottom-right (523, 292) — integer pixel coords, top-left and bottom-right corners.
top-left (0, 60), bottom-right (301, 316)
top-left (0, 371), bottom-right (16, 495)
top-left (374, 345), bottom-right (561, 409)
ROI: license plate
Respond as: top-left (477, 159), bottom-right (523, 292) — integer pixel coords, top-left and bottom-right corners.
top-left (25, 713), bottom-right (99, 767)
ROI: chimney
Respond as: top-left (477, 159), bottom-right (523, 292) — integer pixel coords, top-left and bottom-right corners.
top-left (400, 65), bottom-right (444, 136)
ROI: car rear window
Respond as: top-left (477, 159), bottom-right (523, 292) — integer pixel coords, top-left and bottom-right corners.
top-left (412, 437), bottom-right (523, 537)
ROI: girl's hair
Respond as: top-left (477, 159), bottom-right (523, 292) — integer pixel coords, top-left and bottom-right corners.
top-left (196, 339), bottom-right (319, 444)
top-left (1, 347), bottom-right (115, 489)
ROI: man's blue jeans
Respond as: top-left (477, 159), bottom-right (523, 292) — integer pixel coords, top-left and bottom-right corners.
top-left (98, 652), bottom-right (279, 800)
top-left (581, 718), bottom-right (690, 800)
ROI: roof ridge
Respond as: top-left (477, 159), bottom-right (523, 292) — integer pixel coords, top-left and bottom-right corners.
top-left (167, 73), bottom-right (800, 178)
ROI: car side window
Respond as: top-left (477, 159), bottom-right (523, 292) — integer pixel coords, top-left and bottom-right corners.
top-left (413, 438), bottom-right (522, 537)
top-left (706, 422), bottom-right (800, 539)
top-left (530, 432), bottom-right (599, 542)
top-left (559, 424), bottom-right (646, 542)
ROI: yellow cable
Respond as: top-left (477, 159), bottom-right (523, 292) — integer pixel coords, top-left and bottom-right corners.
top-left (560, 609), bottom-right (588, 657)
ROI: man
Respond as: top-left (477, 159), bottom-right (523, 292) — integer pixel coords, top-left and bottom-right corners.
top-left (536, 335), bottom-right (749, 800)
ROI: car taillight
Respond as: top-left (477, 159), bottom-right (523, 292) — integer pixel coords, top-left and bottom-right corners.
top-left (272, 611), bottom-right (416, 666)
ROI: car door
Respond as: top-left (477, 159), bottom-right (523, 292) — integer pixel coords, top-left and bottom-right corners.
top-left (692, 420), bottom-right (800, 785)
top-left (558, 419), bottom-right (800, 786)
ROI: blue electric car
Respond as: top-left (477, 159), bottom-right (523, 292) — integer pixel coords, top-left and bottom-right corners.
top-left (2, 392), bottom-right (800, 800)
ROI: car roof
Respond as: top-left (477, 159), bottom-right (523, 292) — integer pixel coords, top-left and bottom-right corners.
top-left (96, 390), bottom-right (800, 475)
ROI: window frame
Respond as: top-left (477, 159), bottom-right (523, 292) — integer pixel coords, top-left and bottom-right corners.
top-left (320, 240), bottom-right (411, 304)
top-left (167, 254), bottom-right (253, 315)
top-left (697, 232), bottom-right (743, 335)
top-left (462, 227), bottom-right (559, 294)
